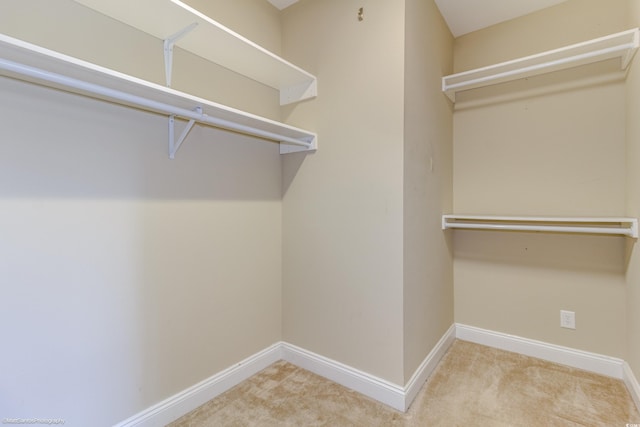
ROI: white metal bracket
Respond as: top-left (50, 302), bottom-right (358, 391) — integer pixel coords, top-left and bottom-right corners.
top-left (169, 106), bottom-right (202, 159)
top-left (163, 22), bottom-right (198, 87)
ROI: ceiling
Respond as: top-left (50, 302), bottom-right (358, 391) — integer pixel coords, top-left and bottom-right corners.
top-left (433, 0), bottom-right (569, 37)
top-left (267, 0), bottom-right (299, 10)
top-left (266, 0), bottom-right (569, 37)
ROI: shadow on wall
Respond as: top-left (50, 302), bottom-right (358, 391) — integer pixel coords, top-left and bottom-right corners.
top-left (0, 72), bottom-right (287, 424)
top-left (452, 229), bottom-right (627, 275)
top-left (452, 58), bottom-right (625, 110)
top-left (0, 76), bottom-right (284, 201)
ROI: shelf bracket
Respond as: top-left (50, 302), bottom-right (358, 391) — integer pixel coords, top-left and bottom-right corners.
top-left (163, 22), bottom-right (198, 87)
top-left (169, 106), bottom-right (201, 159)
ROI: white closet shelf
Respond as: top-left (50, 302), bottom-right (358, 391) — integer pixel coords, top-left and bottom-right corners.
top-left (442, 215), bottom-right (638, 238)
top-left (72, 0), bottom-right (317, 106)
top-left (0, 33), bottom-right (317, 157)
top-left (443, 28), bottom-right (639, 102)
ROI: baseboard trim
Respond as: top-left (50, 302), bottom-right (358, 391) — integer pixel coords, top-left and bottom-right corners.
top-left (115, 324), bottom-right (639, 426)
top-left (280, 327), bottom-right (456, 412)
top-left (455, 323), bottom-right (625, 379)
top-left (403, 324), bottom-right (457, 410)
top-left (116, 326), bottom-right (458, 426)
top-left (623, 361), bottom-right (640, 413)
top-left (114, 343), bottom-right (283, 427)
top-left (280, 325), bottom-right (456, 412)
top-left (280, 342), bottom-right (406, 411)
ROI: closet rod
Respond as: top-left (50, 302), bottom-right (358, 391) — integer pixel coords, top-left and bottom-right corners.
top-left (0, 57), bottom-right (312, 149)
top-left (445, 43), bottom-right (635, 92)
top-left (444, 222), bottom-right (636, 237)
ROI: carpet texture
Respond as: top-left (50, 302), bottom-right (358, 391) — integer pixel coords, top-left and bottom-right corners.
top-left (168, 340), bottom-right (640, 426)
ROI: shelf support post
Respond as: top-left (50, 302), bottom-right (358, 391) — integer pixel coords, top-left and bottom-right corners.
top-left (163, 22), bottom-right (198, 87)
top-left (169, 106), bottom-right (201, 159)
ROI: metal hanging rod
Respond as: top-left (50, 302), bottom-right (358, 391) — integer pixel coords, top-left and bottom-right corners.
top-left (0, 33), bottom-right (316, 158)
top-left (442, 28), bottom-right (640, 102)
top-left (442, 215), bottom-right (638, 238)
top-left (0, 57), bottom-right (312, 152)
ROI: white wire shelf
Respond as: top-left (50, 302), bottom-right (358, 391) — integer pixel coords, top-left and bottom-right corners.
top-left (72, 0), bottom-right (317, 106)
top-left (0, 33), bottom-right (317, 157)
top-left (442, 215), bottom-right (638, 238)
top-left (443, 28), bottom-right (639, 102)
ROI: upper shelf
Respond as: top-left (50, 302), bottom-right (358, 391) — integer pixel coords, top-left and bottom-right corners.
top-left (72, 0), bottom-right (317, 106)
top-left (443, 28), bottom-right (639, 102)
top-left (0, 33), bottom-right (316, 155)
top-left (442, 215), bottom-right (638, 238)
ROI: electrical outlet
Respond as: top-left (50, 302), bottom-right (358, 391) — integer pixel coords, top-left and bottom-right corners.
top-left (560, 310), bottom-right (576, 329)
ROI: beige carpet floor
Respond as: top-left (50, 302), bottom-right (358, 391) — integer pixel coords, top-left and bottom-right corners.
top-left (168, 340), bottom-right (640, 426)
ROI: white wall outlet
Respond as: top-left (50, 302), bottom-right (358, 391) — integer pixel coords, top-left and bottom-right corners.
top-left (560, 310), bottom-right (576, 329)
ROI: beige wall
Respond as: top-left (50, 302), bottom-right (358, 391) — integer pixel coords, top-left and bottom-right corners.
top-left (0, 1), bottom-right (283, 425)
top-left (281, 0), bottom-right (406, 385)
top-left (281, 0), bottom-right (454, 386)
top-left (453, 0), bottom-right (629, 72)
top-left (626, 0), bottom-right (640, 375)
top-left (402, 0), bottom-right (454, 382)
top-left (452, 0), bottom-right (630, 357)
top-left (10, 0), bottom-right (635, 422)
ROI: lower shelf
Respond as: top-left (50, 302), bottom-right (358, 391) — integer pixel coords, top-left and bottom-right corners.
top-left (442, 215), bottom-right (638, 238)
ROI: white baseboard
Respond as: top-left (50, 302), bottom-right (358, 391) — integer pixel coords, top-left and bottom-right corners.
top-left (623, 361), bottom-right (640, 413)
top-left (115, 324), bottom-right (640, 426)
top-left (403, 324), bottom-right (457, 410)
top-left (280, 342), bottom-right (406, 411)
top-left (454, 324), bottom-right (640, 413)
top-left (455, 323), bottom-right (625, 379)
top-left (114, 343), bottom-right (283, 427)
top-left (114, 326), bottom-right (458, 426)
top-left (281, 325), bottom-right (456, 412)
